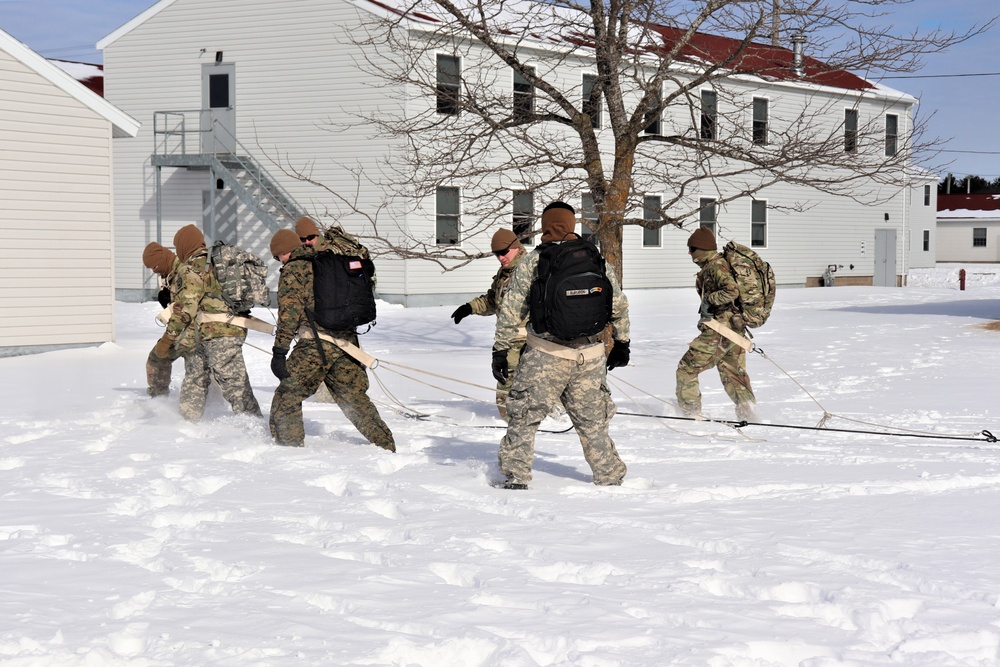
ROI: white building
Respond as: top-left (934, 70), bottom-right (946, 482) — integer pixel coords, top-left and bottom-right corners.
top-left (98, 0), bottom-right (923, 305)
top-left (0, 28), bottom-right (139, 356)
top-left (937, 194), bottom-right (1000, 262)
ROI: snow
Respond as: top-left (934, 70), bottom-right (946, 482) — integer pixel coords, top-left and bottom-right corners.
top-left (3, 265), bottom-right (1000, 665)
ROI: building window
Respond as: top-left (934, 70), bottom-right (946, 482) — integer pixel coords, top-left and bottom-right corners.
top-left (643, 195), bottom-right (661, 247)
top-left (885, 114), bottom-right (898, 157)
top-left (643, 88), bottom-right (661, 135)
top-left (973, 227), bottom-right (987, 247)
top-left (436, 55), bottom-right (461, 115)
top-left (436, 186), bottom-right (460, 245)
top-left (700, 90), bottom-right (717, 140)
top-left (512, 190), bottom-right (534, 245)
top-left (923, 184), bottom-right (931, 206)
top-left (699, 197), bottom-right (717, 235)
top-left (751, 200), bottom-right (767, 248)
top-left (922, 229), bottom-right (930, 252)
top-left (752, 97), bottom-right (768, 145)
top-left (583, 74), bottom-right (601, 129)
top-left (581, 193), bottom-right (597, 243)
top-left (844, 108), bottom-right (858, 153)
top-left (513, 67), bottom-right (534, 122)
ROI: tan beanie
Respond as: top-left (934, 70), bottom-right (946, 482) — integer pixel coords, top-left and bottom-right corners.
top-left (173, 225), bottom-right (205, 261)
top-left (295, 216), bottom-right (321, 238)
top-left (687, 226), bottom-right (717, 251)
top-left (540, 202), bottom-right (577, 243)
top-left (142, 242), bottom-right (176, 276)
top-left (270, 229), bottom-right (301, 258)
top-left (490, 228), bottom-right (522, 253)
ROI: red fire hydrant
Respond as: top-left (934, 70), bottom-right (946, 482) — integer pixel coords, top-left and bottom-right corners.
top-left (959, 268), bottom-right (966, 291)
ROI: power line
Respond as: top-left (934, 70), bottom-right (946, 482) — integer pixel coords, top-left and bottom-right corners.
top-left (939, 149), bottom-right (1000, 155)
top-left (881, 71), bottom-right (1000, 80)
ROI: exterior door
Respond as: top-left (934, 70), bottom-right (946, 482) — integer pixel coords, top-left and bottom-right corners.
top-left (874, 228), bottom-right (897, 287)
top-left (201, 62), bottom-right (236, 154)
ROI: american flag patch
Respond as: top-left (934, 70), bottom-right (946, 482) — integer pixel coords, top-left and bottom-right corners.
top-left (349, 261), bottom-right (363, 270)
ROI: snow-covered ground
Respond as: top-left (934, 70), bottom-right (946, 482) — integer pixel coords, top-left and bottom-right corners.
top-left (2, 265), bottom-right (1000, 666)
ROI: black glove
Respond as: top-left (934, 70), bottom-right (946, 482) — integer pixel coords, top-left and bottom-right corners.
top-left (451, 303), bottom-right (473, 324)
top-left (698, 299), bottom-right (712, 321)
top-left (270, 347), bottom-right (290, 380)
top-left (606, 340), bottom-right (630, 370)
top-left (157, 287), bottom-right (171, 309)
top-left (491, 349), bottom-right (509, 384)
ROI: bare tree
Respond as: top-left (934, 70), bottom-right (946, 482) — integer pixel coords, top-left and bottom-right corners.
top-left (308, 0), bottom-right (992, 277)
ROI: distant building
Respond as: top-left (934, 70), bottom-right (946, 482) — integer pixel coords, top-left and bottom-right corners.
top-left (0, 28), bottom-right (138, 356)
top-left (937, 193), bottom-right (1000, 262)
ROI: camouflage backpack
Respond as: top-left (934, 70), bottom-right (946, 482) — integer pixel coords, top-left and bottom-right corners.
top-left (209, 241), bottom-right (271, 313)
top-left (723, 240), bottom-right (775, 328)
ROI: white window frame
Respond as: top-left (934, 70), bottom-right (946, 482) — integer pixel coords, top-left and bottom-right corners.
top-left (581, 193), bottom-right (597, 242)
top-left (885, 114), bottom-right (898, 157)
top-left (436, 186), bottom-right (461, 245)
top-left (973, 227), bottom-right (987, 248)
top-left (698, 197), bottom-right (717, 236)
top-left (751, 199), bottom-right (767, 248)
top-left (700, 89), bottom-right (717, 140)
top-left (582, 74), bottom-right (601, 129)
top-left (844, 108), bottom-right (858, 153)
top-left (642, 195), bottom-right (662, 248)
top-left (436, 54), bottom-right (461, 116)
top-left (513, 66), bottom-right (534, 123)
top-left (512, 190), bottom-right (534, 245)
top-left (752, 97), bottom-right (768, 146)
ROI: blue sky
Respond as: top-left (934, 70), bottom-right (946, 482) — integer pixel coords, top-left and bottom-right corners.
top-left (0, 0), bottom-right (997, 178)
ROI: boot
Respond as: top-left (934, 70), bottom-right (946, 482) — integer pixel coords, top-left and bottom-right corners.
top-left (735, 402), bottom-right (757, 422)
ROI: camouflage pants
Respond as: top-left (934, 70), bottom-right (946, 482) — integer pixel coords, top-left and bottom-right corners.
top-left (675, 322), bottom-right (755, 414)
top-left (269, 337), bottom-right (394, 449)
top-left (495, 341), bottom-right (525, 420)
top-left (146, 345), bottom-right (182, 397)
top-left (499, 345), bottom-right (626, 485)
top-left (179, 333), bottom-right (262, 421)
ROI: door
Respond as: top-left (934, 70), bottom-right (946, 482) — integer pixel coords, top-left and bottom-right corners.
top-left (201, 62), bottom-right (236, 154)
top-left (874, 228), bottom-right (897, 287)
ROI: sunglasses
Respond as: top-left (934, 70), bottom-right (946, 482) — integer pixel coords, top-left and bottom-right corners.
top-left (300, 234), bottom-right (318, 242)
top-left (492, 248), bottom-right (509, 257)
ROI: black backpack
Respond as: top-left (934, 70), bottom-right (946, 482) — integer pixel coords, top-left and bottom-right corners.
top-left (308, 251), bottom-right (377, 331)
top-left (528, 238), bottom-right (613, 340)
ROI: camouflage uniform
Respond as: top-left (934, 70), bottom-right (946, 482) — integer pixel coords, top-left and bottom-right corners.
top-left (467, 247), bottom-right (527, 418)
top-left (494, 245), bottom-right (630, 486)
top-left (162, 248), bottom-right (262, 421)
top-left (269, 244), bottom-right (394, 450)
top-left (676, 250), bottom-right (756, 415)
top-left (146, 257), bottom-right (183, 397)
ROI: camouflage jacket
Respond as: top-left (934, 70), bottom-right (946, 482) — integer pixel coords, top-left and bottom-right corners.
top-left (494, 243), bottom-right (630, 351)
top-left (164, 247), bottom-right (243, 350)
top-left (469, 248), bottom-right (525, 318)
top-left (693, 250), bottom-right (744, 330)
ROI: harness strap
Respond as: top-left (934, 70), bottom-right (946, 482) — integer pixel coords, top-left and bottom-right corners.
top-left (526, 333), bottom-right (604, 365)
top-left (197, 312), bottom-right (276, 336)
top-left (703, 318), bottom-right (754, 352)
top-left (297, 326), bottom-right (377, 369)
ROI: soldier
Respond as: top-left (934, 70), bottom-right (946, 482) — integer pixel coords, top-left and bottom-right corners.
top-left (152, 225), bottom-right (262, 421)
top-left (142, 242), bottom-right (181, 397)
top-left (296, 215), bottom-right (369, 258)
top-left (451, 229), bottom-right (527, 419)
top-left (491, 201), bottom-right (630, 489)
top-left (268, 229), bottom-right (395, 451)
top-left (675, 226), bottom-right (757, 421)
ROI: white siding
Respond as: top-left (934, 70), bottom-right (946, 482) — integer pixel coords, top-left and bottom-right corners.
top-left (0, 48), bottom-right (117, 351)
top-left (937, 219), bottom-right (1000, 262)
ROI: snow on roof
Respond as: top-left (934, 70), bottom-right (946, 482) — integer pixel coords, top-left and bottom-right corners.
top-left (937, 194), bottom-right (1000, 220)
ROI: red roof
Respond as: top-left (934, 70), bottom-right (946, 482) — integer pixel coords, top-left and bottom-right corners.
top-left (651, 27), bottom-right (874, 92)
top-left (938, 193), bottom-right (1000, 212)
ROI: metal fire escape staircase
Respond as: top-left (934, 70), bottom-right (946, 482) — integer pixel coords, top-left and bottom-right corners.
top-left (150, 110), bottom-right (304, 241)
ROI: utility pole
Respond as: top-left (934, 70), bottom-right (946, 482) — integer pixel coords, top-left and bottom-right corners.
top-left (771, 0), bottom-right (781, 46)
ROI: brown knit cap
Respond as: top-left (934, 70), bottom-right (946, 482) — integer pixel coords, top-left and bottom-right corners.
top-left (540, 202), bottom-right (577, 243)
top-left (142, 242), bottom-right (176, 276)
top-left (173, 225), bottom-right (205, 261)
top-left (295, 216), bottom-right (321, 238)
top-left (687, 226), bottom-right (717, 251)
top-left (490, 228), bottom-right (522, 253)
top-left (270, 229), bottom-right (301, 258)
